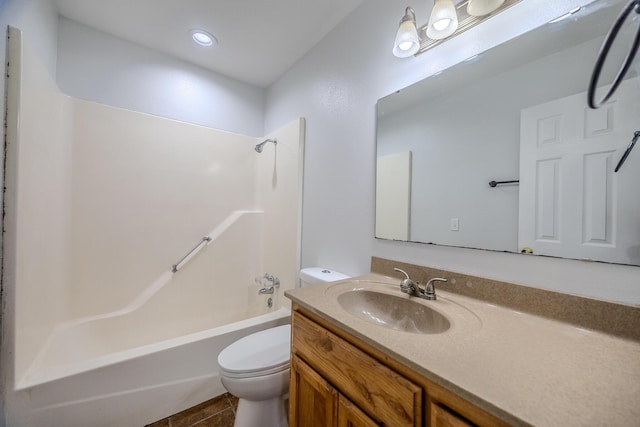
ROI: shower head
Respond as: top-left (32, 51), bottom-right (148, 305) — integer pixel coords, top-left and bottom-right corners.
top-left (255, 138), bottom-right (277, 153)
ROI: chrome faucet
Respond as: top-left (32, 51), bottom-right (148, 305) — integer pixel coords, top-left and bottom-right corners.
top-left (394, 268), bottom-right (447, 300)
top-left (257, 274), bottom-right (280, 294)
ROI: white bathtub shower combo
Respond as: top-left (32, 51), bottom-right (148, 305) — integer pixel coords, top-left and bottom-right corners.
top-left (3, 27), bottom-right (305, 427)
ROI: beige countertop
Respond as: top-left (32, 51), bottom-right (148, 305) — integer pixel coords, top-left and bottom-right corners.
top-left (285, 273), bottom-right (640, 426)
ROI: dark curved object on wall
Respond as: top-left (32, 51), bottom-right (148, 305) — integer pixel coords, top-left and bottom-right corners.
top-left (588, 0), bottom-right (640, 109)
top-left (588, 0), bottom-right (640, 173)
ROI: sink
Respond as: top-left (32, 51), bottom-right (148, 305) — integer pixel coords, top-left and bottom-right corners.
top-left (337, 290), bottom-right (451, 334)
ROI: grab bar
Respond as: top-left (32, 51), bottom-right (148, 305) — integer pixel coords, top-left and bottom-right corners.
top-left (171, 236), bottom-right (212, 273)
top-left (614, 130), bottom-right (640, 173)
top-left (489, 180), bottom-right (519, 187)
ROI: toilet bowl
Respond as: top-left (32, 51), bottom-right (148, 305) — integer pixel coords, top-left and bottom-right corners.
top-left (218, 268), bottom-right (350, 427)
top-left (218, 325), bottom-right (291, 427)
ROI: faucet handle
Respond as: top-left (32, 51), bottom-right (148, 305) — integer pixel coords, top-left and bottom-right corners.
top-left (256, 273), bottom-right (280, 288)
top-left (256, 273), bottom-right (280, 295)
top-left (393, 267), bottom-right (410, 280)
top-left (394, 268), bottom-right (418, 294)
top-left (423, 277), bottom-right (447, 300)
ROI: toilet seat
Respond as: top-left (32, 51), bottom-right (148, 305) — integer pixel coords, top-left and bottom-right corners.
top-left (218, 324), bottom-right (291, 379)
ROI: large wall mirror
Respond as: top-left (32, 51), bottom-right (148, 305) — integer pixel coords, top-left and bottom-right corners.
top-left (376, 0), bottom-right (640, 266)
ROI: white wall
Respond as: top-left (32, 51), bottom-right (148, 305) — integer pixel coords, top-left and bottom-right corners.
top-left (56, 17), bottom-right (265, 137)
top-left (0, 0), bottom-right (58, 181)
top-left (264, 0), bottom-right (640, 305)
top-left (0, 0), bottom-right (58, 79)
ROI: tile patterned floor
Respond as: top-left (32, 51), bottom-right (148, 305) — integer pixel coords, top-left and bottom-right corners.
top-left (146, 393), bottom-right (238, 427)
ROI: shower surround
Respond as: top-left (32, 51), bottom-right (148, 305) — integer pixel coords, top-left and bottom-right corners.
top-left (3, 27), bottom-right (303, 426)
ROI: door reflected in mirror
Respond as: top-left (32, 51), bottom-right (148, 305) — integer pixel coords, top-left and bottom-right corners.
top-left (376, 0), bottom-right (640, 266)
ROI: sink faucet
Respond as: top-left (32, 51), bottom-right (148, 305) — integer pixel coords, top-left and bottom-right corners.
top-left (394, 268), bottom-right (447, 300)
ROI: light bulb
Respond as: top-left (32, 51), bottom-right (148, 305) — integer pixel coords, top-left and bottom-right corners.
top-left (432, 18), bottom-right (451, 31)
top-left (190, 29), bottom-right (217, 47)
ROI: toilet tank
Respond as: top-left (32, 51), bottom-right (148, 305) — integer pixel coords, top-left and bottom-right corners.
top-left (299, 267), bottom-right (350, 287)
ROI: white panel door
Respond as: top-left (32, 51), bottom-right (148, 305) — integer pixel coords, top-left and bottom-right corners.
top-left (376, 151), bottom-right (412, 240)
top-left (519, 78), bottom-right (640, 265)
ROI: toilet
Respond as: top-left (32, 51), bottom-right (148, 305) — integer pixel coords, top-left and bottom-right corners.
top-left (217, 267), bottom-right (350, 427)
top-left (299, 267), bottom-right (351, 288)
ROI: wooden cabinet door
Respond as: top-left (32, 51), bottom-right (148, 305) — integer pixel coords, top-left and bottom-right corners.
top-left (290, 354), bottom-right (338, 427)
top-left (292, 312), bottom-right (422, 426)
top-left (338, 394), bottom-right (380, 427)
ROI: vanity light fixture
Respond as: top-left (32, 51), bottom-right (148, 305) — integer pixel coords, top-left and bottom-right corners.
top-left (467, 0), bottom-right (506, 17)
top-left (427, 0), bottom-right (459, 39)
top-left (393, 7), bottom-right (421, 57)
top-left (393, 0), bottom-right (523, 58)
top-left (190, 29), bottom-right (217, 47)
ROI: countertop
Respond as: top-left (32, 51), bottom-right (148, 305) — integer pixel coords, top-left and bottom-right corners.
top-left (285, 273), bottom-right (640, 426)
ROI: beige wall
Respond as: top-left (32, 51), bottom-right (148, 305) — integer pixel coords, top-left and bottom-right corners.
top-left (6, 29), bottom-right (73, 387)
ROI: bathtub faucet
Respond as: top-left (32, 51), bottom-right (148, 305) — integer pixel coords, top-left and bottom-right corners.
top-left (257, 274), bottom-right (280, 294)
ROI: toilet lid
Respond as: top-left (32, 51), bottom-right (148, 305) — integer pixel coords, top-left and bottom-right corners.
top-left (218, 324), bottom-right (291, 378)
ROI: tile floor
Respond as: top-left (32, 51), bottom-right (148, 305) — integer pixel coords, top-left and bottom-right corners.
top-left (146, 393), bottom-right (238, 427)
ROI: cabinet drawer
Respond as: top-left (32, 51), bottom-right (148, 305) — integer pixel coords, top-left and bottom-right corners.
top-left (429, 402), bottom-right (474, 427)
top-left (292, 312), bottom-right (422, 427)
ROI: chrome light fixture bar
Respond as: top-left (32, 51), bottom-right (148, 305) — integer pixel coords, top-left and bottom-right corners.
top-left (393, 0), bottom-right (522, 57)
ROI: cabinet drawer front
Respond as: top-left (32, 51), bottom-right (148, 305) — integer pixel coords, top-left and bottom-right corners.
top-left (292, 312), bottom-right (422, 427)
top-left (338, 394), bottom-right (381, 427)
top-left (430, 403), bottom-right (474, 427)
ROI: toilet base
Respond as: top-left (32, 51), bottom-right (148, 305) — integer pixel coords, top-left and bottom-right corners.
top-left (234, 395), bottom-right (288, 427)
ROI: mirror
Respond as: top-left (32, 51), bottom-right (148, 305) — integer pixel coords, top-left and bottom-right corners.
top-left (376, 0), bottom-right (640, 266)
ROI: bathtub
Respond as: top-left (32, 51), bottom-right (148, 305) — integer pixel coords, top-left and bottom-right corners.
top-left (11, 305), bottom-right (290, 427)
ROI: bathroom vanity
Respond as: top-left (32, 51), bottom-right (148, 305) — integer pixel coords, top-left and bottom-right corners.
top-left (289, 307), bottom-right (505, 426)
top-left (285, 261), bottom-right (640, 426)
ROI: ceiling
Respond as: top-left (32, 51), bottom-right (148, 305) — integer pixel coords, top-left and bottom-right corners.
top-left (54, 0), bottom-right (364, 88)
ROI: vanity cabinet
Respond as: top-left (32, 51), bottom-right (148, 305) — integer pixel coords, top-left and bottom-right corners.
top-left (290, 306), bottom-right (509, 427)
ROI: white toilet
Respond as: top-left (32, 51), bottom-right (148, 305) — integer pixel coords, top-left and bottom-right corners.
top-left (299, 267), bottom-right (351, 288)
top-left (217, 267), bottom-right (350, 427)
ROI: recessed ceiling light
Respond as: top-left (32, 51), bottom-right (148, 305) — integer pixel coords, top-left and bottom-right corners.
top-left (190, 29), bottom-right (217, 47)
